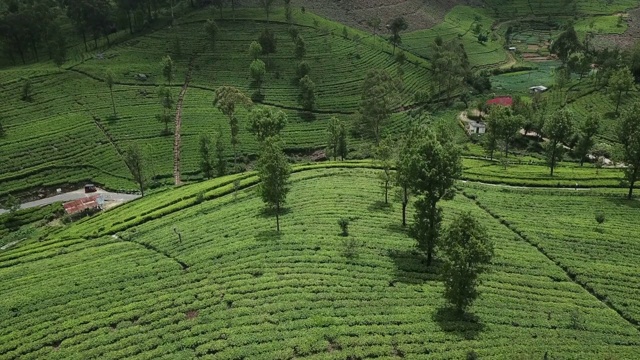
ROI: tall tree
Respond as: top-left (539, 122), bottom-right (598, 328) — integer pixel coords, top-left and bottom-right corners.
top-left (407, 126), bottom-right (462, 266)
top-left (575, 113), bottom-right (600, 166)
top-left (431, 38), bottom-right (471, 101)
top-left (214, 128), bottom-right (226, 176)
top-left (337, 125), bottom-right (348, 161)
top-left (257, 136), bottom-right (291, 232)
top-left (298, 75), bottom-right (315, 111)
top-left (376, 137), bottom-right (394, 204)
top-left (204, 19), bottom-right (219, 51)
top-left (609, 66), bottom-right (635, 115)
top-left (124, 143), bottom-right (146, 196)
top-left (213, 86), bottom-right (253, 167)
top-left (248, 106), bottom-right (287, 142)
top-left (260, 0), bottom-right (275, 23)
top-left (326, 116), bottom-right (343, 161)
top-left (367, 16), bottom-right (382, 38)
top-left (105, 69), bottom-right (117, 116)
top-left (542, 109), bottom-right (575, 176)
top-left (487, 106), bottom-right (523, 162)
top-left (156, 86), bottom-right (174, 135)
top-left (396, 127), bottom-right (420, 227)
top-left (283, 0), bottom-right (292, 23)
top-left (441, 212), bottom-right (494, 314)
top-left (199, 134), bottom-right (214, 179)
top-left (550, 24), bottom-right (582, 66)
top-left (388, 17), bottom-right (408, 55)
top-left (617, 103), bottom-right (640, 199)
top-left (294, 34), bottom-right (306, 59)
top-left (250, 59), bottom-right (266, 95)
top-left (249, 41), bottom-right (262, 61)
top-left (161, 55), bottom-right (174, 86)
top-left (258, 28), bottom-right (277, 59)
top-left (359, 68), bottom-right (398, 144)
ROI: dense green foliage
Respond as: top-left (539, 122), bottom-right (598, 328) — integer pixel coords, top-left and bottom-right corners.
top-left (2, 166), bottom-right (640, 359)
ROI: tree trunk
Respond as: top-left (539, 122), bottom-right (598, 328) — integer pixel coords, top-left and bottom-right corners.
top-left (106, 34), bottom-right (111, 47)
top-left (333, 144), bottom-right (337, 161)
top-left (110, 89), bottom-right (116, 116)
top-left (276, 203), bottom-right (280, 232)
top-left (628, 168), bottom-right (637, 199)
top-left (384, 181), bottom-right (388, 204)
top-left (426, 202), bottom-right (436, 267)
top-left (127, 12), bottom-right (133, 34)
top-left (401, 186), bottom-right (408, 227)
top-left (32, 42), bottom-right (39, 62)
top-left (139, 182), bottom-right (145, 197)
top-left (82, 31), bottom-right (88, 52)
top-left (550, 143), bottom-right (556, 176)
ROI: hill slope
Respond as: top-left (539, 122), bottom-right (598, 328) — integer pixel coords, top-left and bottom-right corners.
top-left (1, 166), bottom-right (639, 359)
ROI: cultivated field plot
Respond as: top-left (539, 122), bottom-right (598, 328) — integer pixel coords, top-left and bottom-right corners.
top-left (466, 185), bottom-right (640, 327)
top-left (0, 71), bottom-right (135, 196)
top-left (1, 167), bottom-right (639, 359)
top-left (484, 0), bottom-right (638, 19)
top-left (461, 158), bottom-right (628, 188)
top-left (403, 6), bottom-right (508, 68)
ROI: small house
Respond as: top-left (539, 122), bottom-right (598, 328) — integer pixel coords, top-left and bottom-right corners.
top-left (63, 195), bottom-right (104, 216)
top-left (467, 120), bottom-right (486, 135)
top-left (529, 85), bottom-right (548, 93)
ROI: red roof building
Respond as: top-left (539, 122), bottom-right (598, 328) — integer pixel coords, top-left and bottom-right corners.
top-left (63, 195), bottom-right (103, 215)
top-left (486, 96), bottom-right (513, 107)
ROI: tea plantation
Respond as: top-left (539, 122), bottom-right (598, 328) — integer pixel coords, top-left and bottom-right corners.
top-left (2, 165), bottom-right (640, 359)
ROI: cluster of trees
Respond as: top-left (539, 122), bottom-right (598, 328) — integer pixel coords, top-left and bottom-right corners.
top-left (550, 23), bottom-right (638, 113)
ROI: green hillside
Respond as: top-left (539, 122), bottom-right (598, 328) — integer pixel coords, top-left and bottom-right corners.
top-left (2, 165), bottom-right (640, 359)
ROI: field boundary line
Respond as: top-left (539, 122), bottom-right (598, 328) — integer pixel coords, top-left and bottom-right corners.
top-left (463, 192), bottom-right (640, 332)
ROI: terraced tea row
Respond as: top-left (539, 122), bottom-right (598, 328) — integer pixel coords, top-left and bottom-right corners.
top-left (2, 167), bottom-right (638, 359)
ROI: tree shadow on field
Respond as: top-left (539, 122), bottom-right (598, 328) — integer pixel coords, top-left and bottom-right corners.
top-left (298, 110), bottom-right (316, 122)
top-left (368, 201), bottom-right (394, 213)
top-left (257, 207), bottom-right (292, 218)
top-left (605, 196), bottom-right (640, 209)
top-left (106, 114), bottom-right (119, 124)
top-left (255, 229), bottom-right (282, 242)
top-left (387, 248), bottom-right (441, 285)
top-left (385, 222), bottom-right (409, 236)
top-left (433, 307), bottom-right (485, 340)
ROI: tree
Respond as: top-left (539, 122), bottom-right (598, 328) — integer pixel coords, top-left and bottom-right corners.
top-left (359, 69), bottom-right (398, 144)
top-left (441, 212), bottom-right (494, 314)
top-left (156, 86), bottom-right (174, 135)
top-left (609, 67), bottom-right (635, 114)
top-left (431, 38), bottom-right (471, 101)
top-left (248, 106), bottom-right (287, 142)
top-left (298, 75), bottom-right (316, 111)
top-left (395, 131), bottom-right (417, 227)
top-left (259, 28), bottom-right (277, 58)
top-left (294, 35), bottom-right (306, 59)
top-left (260, 0), bottom-right (275, 23)
top-left (257, 136), bottom-right (291, 232)
top-left (326, 116), bottom-right (343, 161)
top-left (21, 78), bottom-right (32, 102)
top-left (124, 144), bottom-right (146, 197)
top-left (204, 19), bottom-right (219, 51)
top-left (487, 106), bottom-right (523, 163)
top-left (250, 59), bottom-right (266, 95)
top-left (367, 16), bottom-right (382, 38)
top-left (337, 125), bottom-right (348, 161)
top-left (105, 69), bottom-right (117, 116)
top-left (388, 17), bottom-right (408, 55)
top-left (575, 113), bottom-right (600, 166)
top-left (407, 126), bottom-right (462, 266)
top-left (161, 55), bottom-right (174, 86)
top-left (542, 109), bottom-right (575, 176)
top-left (214, 129), bottom-right (226, 176)
top-left (213, 86), bottom-right (253, 167)
top-left (199, 134), bottom-right (214, 179)
top-left (284, 0), bottom-right (292, 23)
top-left (296, 61), bottom-right (310, 79)
top-left (249, 41), bottom-right (262, 61)
top-left (50, 31), bottom-right (67, 68)
top-left (550, 24), bottom-right (582, 65)
top-left (376, 137), bottom-right (394, 204)
top-left (617, 103), bottom-right (640, 199)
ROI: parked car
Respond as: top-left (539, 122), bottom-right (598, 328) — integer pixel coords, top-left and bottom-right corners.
top-left (84, 184), bottom-right (97, 193)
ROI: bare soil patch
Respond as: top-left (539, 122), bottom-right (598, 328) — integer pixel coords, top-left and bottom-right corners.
top-left (186, 310), bottom-right (199, 320)
top-left (592, 7), bottom-right (640, 49)
top-left (291, 0), bottom-right (478, 32)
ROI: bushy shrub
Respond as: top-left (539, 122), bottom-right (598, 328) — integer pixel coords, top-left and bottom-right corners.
top-left (337, 217), bottom-right (349, 236)
top-left (342, 237), bottom-right (361, 259)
